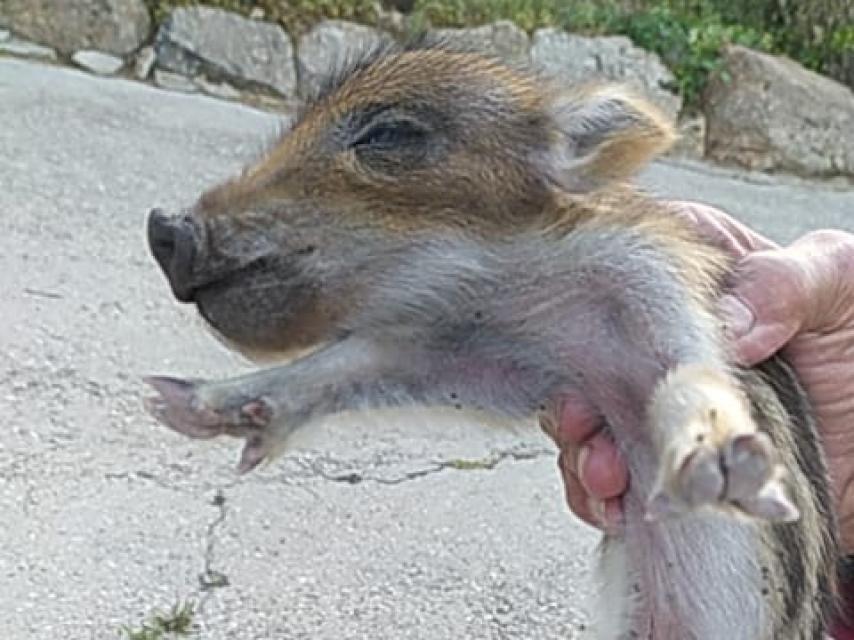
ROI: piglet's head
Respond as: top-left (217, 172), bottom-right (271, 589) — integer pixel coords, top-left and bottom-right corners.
top-left (147, 42), bottom-right (674, 360)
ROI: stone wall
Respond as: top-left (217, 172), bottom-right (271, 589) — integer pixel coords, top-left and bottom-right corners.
top-left (1, 0), bottom-right (852, 179)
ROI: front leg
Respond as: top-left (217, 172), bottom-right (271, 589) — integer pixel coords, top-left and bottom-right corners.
top-left (145, 338), bottom-right (387, 473)
top-left (145, 336), bottom-right (558, 473)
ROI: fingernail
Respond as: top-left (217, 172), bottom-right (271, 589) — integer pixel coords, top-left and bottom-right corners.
top-left (719, 294), bottom-right (755, 340)
top-left (577, 444), bottom-right (592, 491)
top-left (588, 497), bottom-right (623, 532)
top-left (602, 499), bottom-right (624, 531)
top-left (538, 412), bottom-right (556, 438)
top-left (588, 497), bottom-right (606, 528)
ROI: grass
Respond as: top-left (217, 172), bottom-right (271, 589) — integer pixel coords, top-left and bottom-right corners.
top-left (121, 600), bottom-right (196, 640)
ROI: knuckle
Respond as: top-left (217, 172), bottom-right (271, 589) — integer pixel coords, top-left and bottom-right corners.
top-left (730, 249), bottom-right (811, 331)
top-left (537, 412), bottom-right (557, 438)
top-left (805, 230), bottom-right (854, 277)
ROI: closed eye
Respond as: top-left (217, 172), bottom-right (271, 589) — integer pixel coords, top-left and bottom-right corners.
top-left (352, 120), bottom-right (427, 150)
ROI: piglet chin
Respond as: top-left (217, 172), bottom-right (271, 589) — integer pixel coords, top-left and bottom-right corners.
top-left (202, 320), bottom-right (323, 365)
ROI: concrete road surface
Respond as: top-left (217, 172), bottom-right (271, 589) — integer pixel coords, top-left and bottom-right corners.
top-left (1, 57), bottom-right (852, 639)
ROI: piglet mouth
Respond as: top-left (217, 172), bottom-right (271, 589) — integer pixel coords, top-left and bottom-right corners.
top-left (185, 253), bottom-right (276, 309)
top-left (148, 208), bottom-right (272, 305)
top-left (190, 260), bottom-right (264, 305)
top-left (191, 256), bottom-right (295, 321)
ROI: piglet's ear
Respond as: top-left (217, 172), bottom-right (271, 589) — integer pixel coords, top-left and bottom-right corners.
top-left (542, 85), bottom-right (675, 193)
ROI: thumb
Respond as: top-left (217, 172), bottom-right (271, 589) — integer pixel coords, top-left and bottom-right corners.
top-left (718, 250), bottom-right (810, 366)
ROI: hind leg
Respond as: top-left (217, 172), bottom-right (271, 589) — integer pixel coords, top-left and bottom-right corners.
top-left (646, 364), bottom-right (799, 523)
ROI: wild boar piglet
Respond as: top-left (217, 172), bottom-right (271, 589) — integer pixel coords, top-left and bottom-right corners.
top-left (144, 40), bottom-right (839, 639)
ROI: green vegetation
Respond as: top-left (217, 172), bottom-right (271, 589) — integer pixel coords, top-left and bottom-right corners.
top-left (601, 5), bottom-right (775, 108)
top-left (121, 600), bottom-right (196, 640)
top-left (415, 0), bottom-right (853, 107)
top-left (144, 0), bottom-right (854, 107)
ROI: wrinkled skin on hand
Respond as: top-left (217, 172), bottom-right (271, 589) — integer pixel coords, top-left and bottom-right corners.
top-left (546, 201), bottom-right (854, 552)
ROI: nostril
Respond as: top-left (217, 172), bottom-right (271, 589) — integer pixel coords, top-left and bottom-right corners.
top-left (148, 208), bottom-right (177, 271)
top-left (147, 208), bottom-right (198, 303)
top-left (148, 212), bottom-right (175, 267)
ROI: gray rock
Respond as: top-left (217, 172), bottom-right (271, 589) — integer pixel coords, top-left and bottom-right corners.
top-left (0, 0), bottom-right (150, 55)
top-left (297, 20), bottom-right (393, 98)
top-left (668, 114), bottom-right (706, 159)
top-left (704, 45), bottom-right (854, 178)
top-left (72, 49), bottom-right (124, 75)
top-left (155, 6), bottom-right (297, 97)
top-left (530, 29), bottom-right (682, 119)
top-left (432, 20), bottom-right (530, 64)
top-left (0, 36), bottom-right (56, 60)
top-left (153, 68), bottom-right (197, 94)
top-left (376, 6), bottom-right (406, 34)
top-left (0, 29), bottom-right (10, 42)
top-left (195, 76), bottom-right (241, 100)
top-left (133, 45), bottom-right (155, 80)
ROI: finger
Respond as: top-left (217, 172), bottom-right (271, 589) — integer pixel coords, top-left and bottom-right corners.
top-left (563, 463), bottom-right (599, 528)
top-left (560, 440), bottom-right (581, 476)
top-left (553, 392), bottom-right (603, 449)
top-left (667, 201), bottom-right (778, 258)
top-left (721, 248), bottom-right (815, 366)
top-left (563, 468), bottom-right (623, 532)
top-left (577, 433), bottom-right (630, 501)
top-left (734, 317), bottom-right (801, 366)
top-left (721, 230), bottom-right (854, 366)
top-left (598, 497), bottom-right (624, 532)
top-left (788, 230), bottom-right (854, 333)
top-left (719, 292), bottom-right (801, 366)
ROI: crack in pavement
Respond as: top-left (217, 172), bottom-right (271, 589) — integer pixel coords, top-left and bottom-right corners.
top-left (191, 488), bottom-right (232, 628)
top-left (198, 489), bottom-right (230, 594)
top-left (103, 469), bottom-right (197, 495)
top-left (180, 447), bottom-right (554, 627)
top-left (122, 488), bottom-right (233, 632)
top-left (97, 446), bottom-right (556, 496)
top-left (308, 447), bottom-right (555, 487)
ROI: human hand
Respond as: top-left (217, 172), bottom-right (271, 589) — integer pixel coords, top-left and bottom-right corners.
top-left (544, 202), bottom-right (854, 551)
